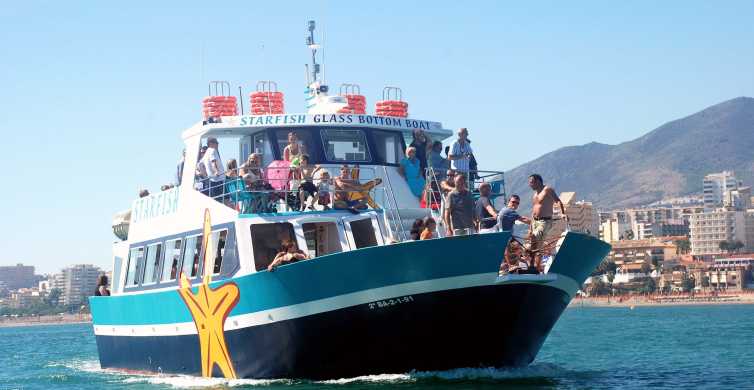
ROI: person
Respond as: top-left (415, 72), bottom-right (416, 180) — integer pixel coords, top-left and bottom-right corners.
top-left (333, 165), bottom-right (382, 213)
top-left (316, 170), bottom-right (333, 209)
top-left (500, 240), bottom-right (529, 275)
top-left (296, 155), bottom-right (322, 211)
top-left (267, 241), bottom-right (309, 271)
top-left (195, 145), bottom-right (209, 194)
top-left (94, 274), bottom-right (110, 296)
top-left (446, 174), bottom-right (475, 236)
top-left (528, 174), bottom-right (566, 272)
top-left (409, 129), bottom-right (432, 177)
top-left (439, 169), bottom-right (457, 234)
top-left (420, 216), bottom-right (436, 240)
top-left (409, 218), bottom-right (424, 240)
top-left (200, 138), bottom-right (226, 200)
top-left (176, 148), bottom-right (185, 185)
top-left (448, 128), bottom-right (473, 176)
top-left (497, 194), bottom-right (531, 231)
top-left (398, 146), bottom-right (426, 198)
top-left (428, 141), bottom-right (449, 180)
top-left (139, 189), bottom-right (150, 198)
top-left (334, 165), bottom-right (367, 213)
top-left (283, 131), bottom-right (305, 167)
top-left (439, 170), bottom-right (456, 197)
top-left (475, 182), bottom-right (499, 233)
top-left (224, 159), bottom-right (244, 208)
top-left (240, 153), bottom-right (265, 183)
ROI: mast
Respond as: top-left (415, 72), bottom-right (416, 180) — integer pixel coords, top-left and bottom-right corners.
top-left (306, 20), bottom-right (322, 87)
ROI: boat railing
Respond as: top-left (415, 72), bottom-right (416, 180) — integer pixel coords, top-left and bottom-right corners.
top-left (424, 166), bottom-right (507, 235)
top-left (197, 164), bottom-right (396, 216)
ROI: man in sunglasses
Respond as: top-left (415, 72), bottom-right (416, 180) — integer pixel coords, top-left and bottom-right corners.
top-left (496, 195), bottom-right (530, 232)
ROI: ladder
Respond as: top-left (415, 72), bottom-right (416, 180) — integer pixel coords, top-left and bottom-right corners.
top-left (381, 166), bottom-right (407, 241)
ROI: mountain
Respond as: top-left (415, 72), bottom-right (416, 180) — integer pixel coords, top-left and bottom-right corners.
top-left (504, 97), bottom-right (754, 211)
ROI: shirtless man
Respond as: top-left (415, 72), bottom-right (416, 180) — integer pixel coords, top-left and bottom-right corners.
top-left (528, 174), bottom-right (566, 272)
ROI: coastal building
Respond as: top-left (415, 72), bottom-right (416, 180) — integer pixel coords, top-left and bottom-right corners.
top-left (607, 238), bottom-right (678, 267)
top-left (689, 209), bottom-right (749, 256)
top-left (52, 264), bottom-right (103, 306)
top-left (601, 206), bottom-right (700, 240)
top-left (552, 192), bottom-right (599, 237)
top-left (0, 263), bottom-right (37, 290)
top-left (599, 219), bottom-right (631, 242)
top-left (723, 186), bottom-right (752, 210)
top-left (703, 171), bottom-right (740, 209)
top-left (7, 288), bottom-right (47, 309)
top-left (688, 260), bottom-right (753, 292)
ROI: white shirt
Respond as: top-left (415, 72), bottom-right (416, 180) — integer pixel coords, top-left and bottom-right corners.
top-left (201, 147), bottom-right (225, 182)
top-left (450, 140), bottom-right (473, 173)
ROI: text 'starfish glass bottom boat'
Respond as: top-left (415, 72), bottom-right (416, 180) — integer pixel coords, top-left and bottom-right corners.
top-left (90, 20), bottom-right (611, 380)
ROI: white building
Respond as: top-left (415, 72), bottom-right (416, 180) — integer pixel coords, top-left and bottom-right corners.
top-left (553, 192), bottom-right (599, 237)
top-left (689, 209), bottom-right (749, 255)
top-left (599, 219), bottom-right (631, 242)
top-left (703, 171), bottom-right (740, 209)
top-left (52, 264), bottom-right (103, 306)
top-left (723, 186), bottom-right (751, 210)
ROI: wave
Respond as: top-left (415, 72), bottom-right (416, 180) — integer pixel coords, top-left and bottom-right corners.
top-left (320, 363), bottom-right (568, 384)
top-left (56, 359), bottom-right (568, 388)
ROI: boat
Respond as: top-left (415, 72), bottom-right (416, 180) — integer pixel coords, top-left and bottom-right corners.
top-left (89, 21), bottom-right (611, 380)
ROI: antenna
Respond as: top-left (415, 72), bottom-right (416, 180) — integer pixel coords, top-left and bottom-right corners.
top-left (306, 20), bottom-right (321, 85)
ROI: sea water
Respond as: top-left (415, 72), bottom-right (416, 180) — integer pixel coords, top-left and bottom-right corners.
top-left (1, 305), bottom-right (752, 389)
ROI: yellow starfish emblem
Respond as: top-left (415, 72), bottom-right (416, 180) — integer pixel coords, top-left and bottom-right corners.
top-left (178, 209), bottom-right (240, 378)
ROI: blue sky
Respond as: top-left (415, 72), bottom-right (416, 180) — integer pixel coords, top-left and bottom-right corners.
top-left (1, 1), bottom-right (753, 273)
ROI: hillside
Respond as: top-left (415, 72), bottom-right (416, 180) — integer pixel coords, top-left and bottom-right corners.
top-left (504, 97), bottom-right (754, 210)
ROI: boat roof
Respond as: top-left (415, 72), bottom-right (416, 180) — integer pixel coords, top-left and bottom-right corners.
top-left (182, 113), bottom-right (453, 141)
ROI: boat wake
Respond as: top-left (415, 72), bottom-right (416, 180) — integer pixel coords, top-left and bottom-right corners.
top-left (58, 360), bottom-right (569, 388)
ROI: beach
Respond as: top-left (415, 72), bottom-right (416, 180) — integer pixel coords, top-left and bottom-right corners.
top-left (570, 291), bottom-right (754, 307)
top-left (0, 313), bottom-right (91, 328)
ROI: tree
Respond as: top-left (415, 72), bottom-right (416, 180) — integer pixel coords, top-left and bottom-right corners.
top-left (674, 238), bottom-right (691, 255)
top-left (639, 277), bottom-right (656, 294)
top-left (591, 260), bottom-right (617, 277)
top-left (681, 275), bottom-right (696, 293)
top-left (701, 275), bottom-right (710, 288)
top-left (589, 277), bottom-right (610, 296)
top-left (719, 240), bottom-right (730, 253)
top-left (640, 262), bottom-right (652, 275)
top-left (45, 288), bottom-right (61, 306)
top-left (731, 240), bottom-right (745, 253)
top-left (624, 229), bottom-right (635, 240)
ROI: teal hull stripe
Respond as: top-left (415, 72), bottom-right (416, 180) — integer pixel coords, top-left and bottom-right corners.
top-left (90, 232), bottom-right (511, 326)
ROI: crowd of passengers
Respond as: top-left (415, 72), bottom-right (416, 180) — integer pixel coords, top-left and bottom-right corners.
top-left (169, 135), bottom-right (385, 214)
top-left (163, 129), bottom-right (564, 275)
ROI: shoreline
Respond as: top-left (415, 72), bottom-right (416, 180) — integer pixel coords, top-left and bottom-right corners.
top-left (0, 314), bottom-right (91, 329)
top-left (570, 293), bottom-right (754, 308)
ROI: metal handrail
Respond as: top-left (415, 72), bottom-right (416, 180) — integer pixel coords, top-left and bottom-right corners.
top-left (424, 167), bottom-right (507, 235)
top-left (208, 81), bottom-right (232, 96)
top-left (196, 164), bottom-right (389, 214)
top-left (382, 86), bottom-right (402, 101)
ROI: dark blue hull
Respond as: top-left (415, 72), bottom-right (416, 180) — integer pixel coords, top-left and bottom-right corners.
top-left (95, 282), bottom-right (569, 380)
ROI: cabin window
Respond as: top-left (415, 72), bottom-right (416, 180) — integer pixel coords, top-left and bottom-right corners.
top-left (142, 243), bottom-right (162, 284)
top-left (125, 247), bottom-right (145, 287)
top-left (162, 238), bottom-right (183, 282)
top-left (320, 129), bottom-right (371, 162)
top-left (275, 129), bottom-right (318, 162)
top-left (252, 131), bottom-right (274, 165)
top-left (371, 130), bottom-right (404, 165)
top-left (181, 235), bottom-right (203, 278)
top-left (251, 222), bottom-right (295, 271)
top-left (350, 218), bottom-right (378, 249)
top-left (303, 222), bottom-right (343, 258)
top-left (209, 230), bottom-right (228, 274)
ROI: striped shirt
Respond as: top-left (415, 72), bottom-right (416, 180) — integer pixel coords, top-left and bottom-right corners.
top-left (450, 140), bottom-right (473, 173)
